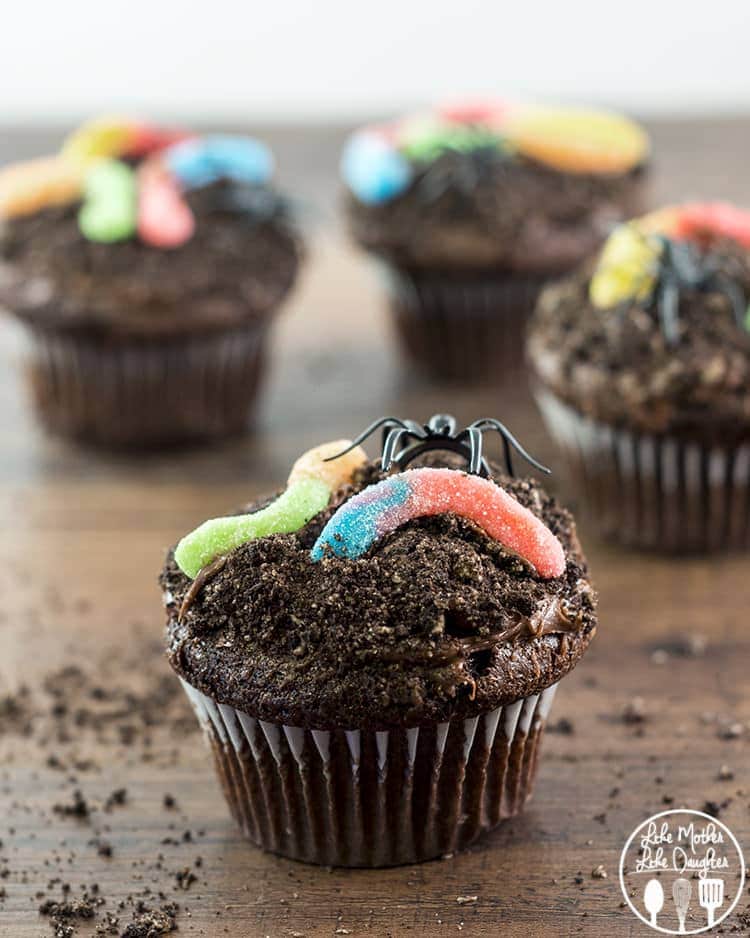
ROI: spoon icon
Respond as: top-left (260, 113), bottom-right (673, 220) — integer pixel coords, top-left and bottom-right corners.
top-left (672, 877), bottom-right (692, 933)
top-left (644, 878), bottom-right (665, 928)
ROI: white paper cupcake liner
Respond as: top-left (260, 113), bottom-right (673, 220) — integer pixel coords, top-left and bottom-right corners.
top-left (179, 677), bottom-right (559, 867)
top-left (536, 386), bottom-right (750, 552)
top-left (23, 323), bottom-right (268, 447)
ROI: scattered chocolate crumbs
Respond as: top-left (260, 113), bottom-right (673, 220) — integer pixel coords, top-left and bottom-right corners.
top-left (702, 798), bottom-right (732, 818)
top-left (120, 902), bottom-right (178, 937)
top-left (719, 722), bottom-right (745, 740)
top-left (173, 867), bottom-right (197, 891)
top-left (2, 650), bottom-right (201, 937)
top-left (622, 697), bottom-right (647, 724)
top-left (95, 912), bottom-right (120, 935)
top-left (104, 788), bottom-right (127, 811)
top-left (52, 790), bottom-right (89, 820)
top-left (547, 717), bottom-right (575, 735)
top-left (39, 894), bottom-right (98, 937)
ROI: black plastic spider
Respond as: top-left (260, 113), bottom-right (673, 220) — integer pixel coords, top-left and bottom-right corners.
top-left (199, 181), bottom-right (295, 226)
top-left (415, 144), bottom-right (510, 204)
top-left (326, 414), bottom-right (550, 478)
top-left (651, 236), bottom-right (746, 345)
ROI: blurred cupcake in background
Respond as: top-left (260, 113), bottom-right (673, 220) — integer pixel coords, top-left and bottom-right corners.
top-left (341, 100), bottom-right (649, 383)
top-left (528, 201), bottom-right (750, 552)
top-left (0, 117), bottom-right (303, 448)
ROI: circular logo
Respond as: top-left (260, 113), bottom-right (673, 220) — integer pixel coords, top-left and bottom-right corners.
top-left (620, 809), bottom-right (745, 934)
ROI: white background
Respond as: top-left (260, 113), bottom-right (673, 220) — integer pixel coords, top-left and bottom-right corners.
top-left (1, 0), bottom-right (749, 122)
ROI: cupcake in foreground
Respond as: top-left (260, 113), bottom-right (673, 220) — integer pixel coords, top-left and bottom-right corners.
top-left (0, 117), bottom-right (302, 447)
top-left (341, 100), bottom-right (649, 382)
top-left (161, 414), bottom-right (597, 866)
top-left (528, 201), bottom-right (750, 552)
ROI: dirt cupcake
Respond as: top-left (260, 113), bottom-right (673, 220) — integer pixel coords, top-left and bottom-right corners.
top-left (161, 414), bottom-right (597, 866)
top-left (0, 117), bottom-right (302, 447)
top-left (341, 100), bottom-right (649, 382)
top-left (528, 201), bottom-right (750, 552)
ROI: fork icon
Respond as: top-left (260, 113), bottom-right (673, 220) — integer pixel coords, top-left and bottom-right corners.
top-left (698, 877), bottom-right (724, 928)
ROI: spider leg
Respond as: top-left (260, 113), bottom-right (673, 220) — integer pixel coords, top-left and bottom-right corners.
top-left (470, 419), bottom-right (513, 475)
top-left (323, 416), bottom-right (410, 462)
top-left (462, 426), bottom-right (485, 475)
top-left (711, 274), bottom-right (747, 331)
top-left (468, 419), bottom-right (551, 476)
top-left (382, 428), bottom-right (411, 471)
top-left (657, 278), bottom-right (680, 345)
top-left (415, 160), bottom-right (453, 202)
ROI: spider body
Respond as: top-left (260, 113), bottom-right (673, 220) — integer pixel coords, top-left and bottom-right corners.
top-left (415, 144), bottom-right (508, 204)
top-left (326, 413), bottom-right (549, 479)
top-left (653, 236), bottom-right (746, 345)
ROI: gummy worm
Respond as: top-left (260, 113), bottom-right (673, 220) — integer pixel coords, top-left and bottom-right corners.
top-left (310, 467), bottom-right (566, 579)
top-left (174, 440), bottom-right (367, 578)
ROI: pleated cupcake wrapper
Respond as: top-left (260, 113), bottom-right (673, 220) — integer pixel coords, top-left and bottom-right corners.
top-left (536, 387), bottom-right (750, 552)
top-left (179, 677), bottom-right (559, 867)
top-left (23, 323), bottom-right (268, 448)
top-left (381, 264), bottom-right (549, 383)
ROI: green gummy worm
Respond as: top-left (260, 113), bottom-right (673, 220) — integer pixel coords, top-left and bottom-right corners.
top-left (400, 125), bottom-right (507, 162)
top-left (78, 159), bottom-right (137, 243)
top-left (174, 477), bottom-right (331, 579)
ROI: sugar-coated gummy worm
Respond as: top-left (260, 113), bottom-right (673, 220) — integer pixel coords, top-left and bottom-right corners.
top-left (175, 477), bottom-right (331, 579)
top-left (311, 467), bottom-right (566, 579)
top-left (174, 440), bottom-right (367, 578)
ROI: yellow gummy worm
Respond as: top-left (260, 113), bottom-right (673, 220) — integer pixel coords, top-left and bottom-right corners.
top-left (506, 106), bottom-right (649, 175)
top-left (589, 223), bottom-right (663, 309)
top-left (61, 116), bottom-right (136, 165)
top-left (174, 440), bottom-right (367, 578)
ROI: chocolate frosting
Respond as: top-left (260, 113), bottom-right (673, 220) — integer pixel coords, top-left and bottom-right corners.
top-left (0, 181), bottom-right (302, 338)
top-left (527, 242), bottom-right (750, 443)
top-left (345, 153), bottom-right (647, 273)
top-left (161, 457), bottom-right (597, 730)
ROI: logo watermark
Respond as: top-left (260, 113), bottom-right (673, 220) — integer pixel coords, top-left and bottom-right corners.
top-left (620, 809), bottom-right (745, 934)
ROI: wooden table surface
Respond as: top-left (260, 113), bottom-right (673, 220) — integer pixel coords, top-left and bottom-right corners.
top-left (1, 120), bottom-right (749, 938)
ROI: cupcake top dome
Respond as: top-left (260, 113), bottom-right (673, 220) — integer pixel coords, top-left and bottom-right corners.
top-left (341, 99), bottom-right (649, 272)
top-left (528, 202), bottom-right (750, 440)
top-left (162, 415), bottom-right (596, 729)
top-left (0, 117), bottom-right (301, 335)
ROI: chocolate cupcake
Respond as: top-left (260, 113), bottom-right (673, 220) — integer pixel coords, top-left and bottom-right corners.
top-left (528, 202), bottom-right (750, 552)
top-left (341, 101), bottom-right (649, 382)
top-left (0, 118), bottom-right (302, 447)
top-left (161, 415), bottom-right (597, 866)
